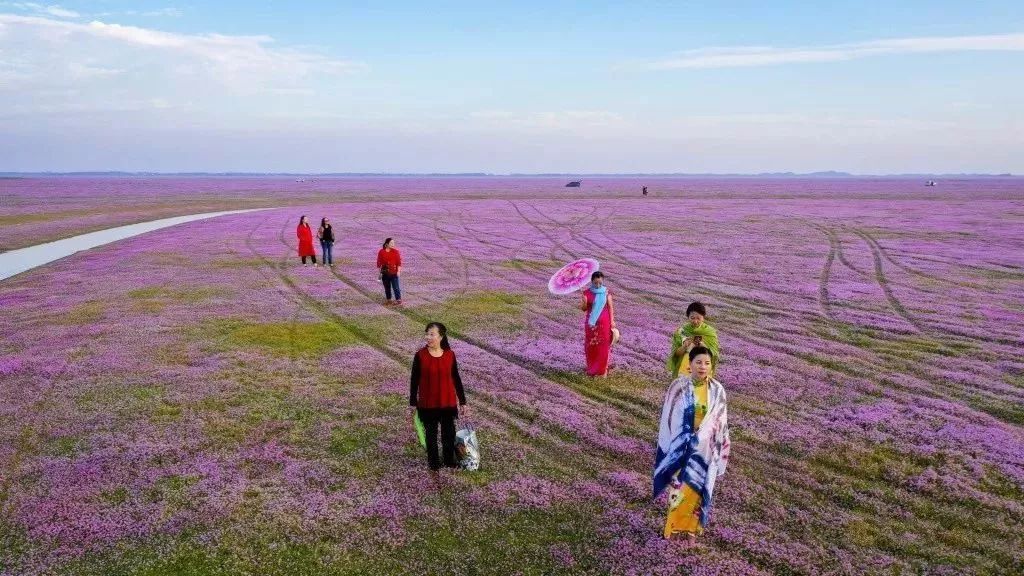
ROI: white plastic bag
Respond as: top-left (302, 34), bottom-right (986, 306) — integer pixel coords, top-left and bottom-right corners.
top-left (455, 422), bottom-right (480, 471)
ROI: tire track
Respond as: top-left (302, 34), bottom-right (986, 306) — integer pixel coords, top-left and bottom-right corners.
top-left (849, 226), bottom-right (983, 290)
top-left (252, 212), bottom-right (664, 461)
top-left (809, 223), bottom-right (838, 321)
top-left (255, 212), bottom-right (656, 468)
top-left (268, 210), bottom-right (659, 419)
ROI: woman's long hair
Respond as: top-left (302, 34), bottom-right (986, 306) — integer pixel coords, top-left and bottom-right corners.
top-left (299, 215), bottom-right (308, 227)
top-left (425, 322), bottom-right (451, 350)
top-left (382, 237), bottom-right (393, 249)
top-left (320, 217), bottom-right (328, 229)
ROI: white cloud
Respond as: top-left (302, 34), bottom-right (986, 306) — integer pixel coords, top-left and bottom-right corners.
top-left (1, 2), bottom-right (79, 18)
top-left (43, 4), bottom-right (76, 18)
top-left (0, 14), bottom-right (365, 117)
top-left (643, 33), bottom-right (1024, 69)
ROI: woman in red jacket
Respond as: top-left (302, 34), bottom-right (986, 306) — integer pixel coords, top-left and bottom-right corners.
top-left (409, 322), bottom-right (467, 471)
top-left (376, 237), bottom-right (402, 304)
top-left (296, 215), bottom-right (317, 266)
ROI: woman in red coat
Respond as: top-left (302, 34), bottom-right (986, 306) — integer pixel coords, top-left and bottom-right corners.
top-left (409, 322), bottom-right (467, 471)
top-left (296, 215), bottom-right (317, 266)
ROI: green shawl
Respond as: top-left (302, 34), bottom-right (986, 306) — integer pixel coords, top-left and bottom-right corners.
top-left (666, 321), bottom-right (720, 378)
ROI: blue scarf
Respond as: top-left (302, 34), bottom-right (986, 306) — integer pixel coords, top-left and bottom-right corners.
top-left (587, 284), bottom-right (607, 327)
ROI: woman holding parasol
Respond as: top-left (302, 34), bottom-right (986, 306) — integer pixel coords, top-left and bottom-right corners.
top-left (549, 259), bottom-right (617, 377)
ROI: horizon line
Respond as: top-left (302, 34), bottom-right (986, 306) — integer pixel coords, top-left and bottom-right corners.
top-left (1, 171), bottom-right (1019, 178)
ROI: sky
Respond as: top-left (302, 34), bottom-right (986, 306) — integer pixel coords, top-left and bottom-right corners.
top-left (1, 1), bottom-right (1022, 173)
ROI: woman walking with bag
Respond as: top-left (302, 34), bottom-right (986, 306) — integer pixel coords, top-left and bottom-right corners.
top-left (409, 322), bottom-right (468, 471)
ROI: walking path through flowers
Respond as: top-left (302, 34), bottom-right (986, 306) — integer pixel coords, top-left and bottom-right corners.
top-left (1, 177), bottom-right (1022, 575)
top-left (0, 209), bottom-right (267, 281)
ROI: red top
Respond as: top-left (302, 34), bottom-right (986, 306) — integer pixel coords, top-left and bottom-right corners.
top-left (377, 248), bottom-right (402, 275)
top-left (409, 348), bottom-right (466, 409)
top-left (296, 224), bottom-right (315, 257)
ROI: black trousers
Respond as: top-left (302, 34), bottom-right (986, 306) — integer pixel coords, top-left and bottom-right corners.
top-left (301, 255), bottom-right (317, 264)
top-left (418, 408), bottom-right (457, 470)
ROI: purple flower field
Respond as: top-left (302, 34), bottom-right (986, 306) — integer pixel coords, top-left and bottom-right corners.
top-left (1, 177), bottom-right (1023, 575)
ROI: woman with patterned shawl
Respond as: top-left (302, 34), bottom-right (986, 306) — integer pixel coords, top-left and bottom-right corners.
top-left (653, 346), bottom-right (730, 543)
top-left (579, 270), bottom-right (615, 377)
top-left (667, 301), bottom-right (720, 379)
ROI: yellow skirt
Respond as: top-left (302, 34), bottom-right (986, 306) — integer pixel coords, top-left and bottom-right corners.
top-left (664, 480), bottom-right (703, 538)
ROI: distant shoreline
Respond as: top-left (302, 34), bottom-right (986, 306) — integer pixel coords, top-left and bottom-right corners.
top-left (0, 172), bottom-right (1018, 179)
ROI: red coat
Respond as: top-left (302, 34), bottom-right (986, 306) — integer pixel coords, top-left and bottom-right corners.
top-left (297, 224), bottom-right (315, 257)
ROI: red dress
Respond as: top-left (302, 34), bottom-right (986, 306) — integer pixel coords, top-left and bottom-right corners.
top-left (296, 224), bottom-right (315, 257)
top-left (583, 288), bottom-right (613, 376)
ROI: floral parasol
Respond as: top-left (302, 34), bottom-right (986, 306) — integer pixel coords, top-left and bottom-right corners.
top-left (548, 258), bottom-right (600, 295)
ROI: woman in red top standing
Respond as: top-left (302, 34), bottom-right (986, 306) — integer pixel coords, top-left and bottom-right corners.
top-left (376, 237), bottom-right (402, 304)
top-left (409, 322), bottom-right (467, 471)
top-left (296, 215), bottom-right (317, 266)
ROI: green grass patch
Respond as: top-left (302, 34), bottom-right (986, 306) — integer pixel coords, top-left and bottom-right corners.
top-left (979, 465), bottom-right (1024, 501)
top-left (0, 213), bottom-right (59, 226)
top-left (146, 252), bottom-right (193, 266)
top-left (499, 258), bottom-right (559, 271)
top-left (413, 290), bottom-right (528, 335)
top-left (810, 443), bottom-right (937, 488)
top-left (128, 286), bottom-right (232, 313)
top-left (198, 318), bottom-right (361, 357)
top-left (328, 425), bottom-right (383, 459)
top-left (210, 257), bottom-right (267, 269)
top-left (44, 435), bottom-right (83, 457)
top-left (153, 342), bottom-right (193, 366)
top-left (60, 301), bottom-right (105, 325)
top-left (968, 395), bottom-right (1024, 425)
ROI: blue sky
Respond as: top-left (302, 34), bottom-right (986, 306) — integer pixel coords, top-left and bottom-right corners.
top-left (1, 1), bottom-right (1022, 172)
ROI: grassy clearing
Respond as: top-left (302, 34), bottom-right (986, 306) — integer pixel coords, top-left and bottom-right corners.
top-left (128, 286), bottom-right (233, 313)
top-left (60, 301), bottom-right (106, 325)
top-left (197, 319), bottom-right (361, 357)
top-left (413, 291), bottom-right (528, 335)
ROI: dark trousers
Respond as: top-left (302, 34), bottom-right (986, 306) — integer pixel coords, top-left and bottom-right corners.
top-left (320, 241), bottom-right (334, 265)
top-left (418, 408), bottom-right (457, 470)
top-left (301, 255), bottom-right (317, 264)
top-left (382, 273), bottom-right (402, 301)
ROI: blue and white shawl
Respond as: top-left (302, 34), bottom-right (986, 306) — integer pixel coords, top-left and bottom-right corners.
top-left (587, 284), bottom-right (608, 328)
top-left (652, 376), bottom-right (731, 528)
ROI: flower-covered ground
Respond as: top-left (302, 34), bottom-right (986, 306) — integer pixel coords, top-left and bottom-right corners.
top-left (1, 177), bottom-right (1022, 575)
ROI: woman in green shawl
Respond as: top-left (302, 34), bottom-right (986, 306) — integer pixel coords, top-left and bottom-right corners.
top-left (667, 301), bottom-right (720, 379)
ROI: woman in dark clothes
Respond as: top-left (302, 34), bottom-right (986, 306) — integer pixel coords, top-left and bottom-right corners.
top-left (409, 322), bottom-right (468, 471)
top-left (318, 217), bottom-right (335, 267)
